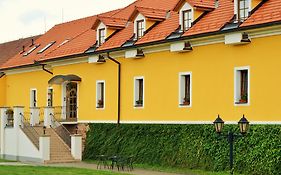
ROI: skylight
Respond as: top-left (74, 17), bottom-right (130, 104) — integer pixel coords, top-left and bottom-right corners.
top-left (38, 41), bottom-right (56, 54)
top-left (23, 45), bottom-right (40, 57)
top-left (58, 39), bottom-right (70, 47)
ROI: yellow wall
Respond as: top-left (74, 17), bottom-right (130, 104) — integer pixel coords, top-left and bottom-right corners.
top-left (252, 0), bottom-right (262, 10)
top-left (0, 77), bottom-right (6, 106)
top-left (106, 28), bottom-right (116, 38)
top-left (146, 19), bottom-right (156, 30)
top-left (2, 34), bottom-right (281, 123)
top-left (194, 10), bottom-right (204, 20)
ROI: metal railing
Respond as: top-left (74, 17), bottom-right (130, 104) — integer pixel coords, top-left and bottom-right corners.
top-left (20, 113), bottom-right (40, 149)
top-left (53, 106), bottom-right (78, 122)
top-left (50, 113), bottom-right (71, 148)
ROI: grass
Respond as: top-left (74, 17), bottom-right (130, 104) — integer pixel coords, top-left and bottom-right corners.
top-left (0, 166), bottom-right (129, 175)
top-left (134, 164), bottom-right (232, 175)
top-left (0, 159), bottom-right (16, 162)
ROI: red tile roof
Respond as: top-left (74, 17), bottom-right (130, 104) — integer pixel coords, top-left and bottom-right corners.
top-left (1, 0), bottom-right (281, 70)
top-left (174, 0), bottom-right (215, 11)
top-left (92, 16), bottom-right (128, 29)
top-left (129, 6), bottom-right (168, 21)
top-left (0, 35), bottom-right (40, 66)
top-left (135, 12), bottom-right (179, 45)
top-left (241, 0), bottom-right (281, 27)
top-left (183, 0), bottom-right (233, 36)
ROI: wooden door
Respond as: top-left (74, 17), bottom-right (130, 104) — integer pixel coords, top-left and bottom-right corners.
top-left (66, 82), bottom-right (77, 120)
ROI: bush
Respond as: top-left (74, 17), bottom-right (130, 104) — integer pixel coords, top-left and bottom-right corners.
top-left (83, 124), bottom-right (281, 175)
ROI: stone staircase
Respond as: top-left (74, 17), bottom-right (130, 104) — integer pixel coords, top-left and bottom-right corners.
top-left (33, 126), bottom-right (76, 163)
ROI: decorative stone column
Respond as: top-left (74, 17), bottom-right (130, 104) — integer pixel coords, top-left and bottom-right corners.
top-left (30, 107), bottom-right (40, 126)
top-left (71, 134), bottom-right (82, 160)
top-left (40, 135), bottom-right (50, 162)
top-left (44, 107), bottom-right (54, 128)
top-left (0, 107), bottom-right (8, 157)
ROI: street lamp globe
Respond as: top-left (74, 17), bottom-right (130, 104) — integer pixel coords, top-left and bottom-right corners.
top-left (213, 115), bottom-right (224, 134)
top-left (238, 114), bottom-right (250, 135)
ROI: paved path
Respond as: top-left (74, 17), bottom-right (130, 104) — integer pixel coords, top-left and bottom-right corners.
top-left (0, 161), bottom-right (195, 175)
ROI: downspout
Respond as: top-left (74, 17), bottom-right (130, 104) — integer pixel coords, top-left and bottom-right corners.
top-left (107, 52), bottom-right (121, 125)
top-left (0, 73), bottom-right (5, 79)
top-left (42, 64), bottom-right (53, 75)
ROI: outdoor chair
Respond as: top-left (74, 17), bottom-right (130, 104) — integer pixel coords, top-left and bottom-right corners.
top-left (96, 155), bottom-right (109, 169)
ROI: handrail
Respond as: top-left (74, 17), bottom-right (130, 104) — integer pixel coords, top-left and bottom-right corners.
top-left (50, 113), bottom-right (71, 148)
top-left (20, 113), bottom-right (40, 149)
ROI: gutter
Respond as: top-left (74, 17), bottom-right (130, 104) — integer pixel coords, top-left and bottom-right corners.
top-left (107, 52), bottom-right (121, 125)
top-left (1, 20), bottom-right (281, 72)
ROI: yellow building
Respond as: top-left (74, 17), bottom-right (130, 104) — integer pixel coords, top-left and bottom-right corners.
top-left (0, 0), bottom-right (281, 130)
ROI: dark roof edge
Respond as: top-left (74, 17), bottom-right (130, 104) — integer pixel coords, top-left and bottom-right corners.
top-left (1, 20), bottom-right (281, 72)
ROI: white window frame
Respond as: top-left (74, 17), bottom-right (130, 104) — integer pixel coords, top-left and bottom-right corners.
top-left (30, 88), bottom-right (37, 107)
top-left (96, 80), bottom-right (105, 110)
top-left (133, 76), bottom-right (145, 109)
top-left (179, 72), bottom-right (192, 108)
top-left (234, 0), bottom-right (251, 21)
top-left (46, 87), bottom-right (54, 107)
top-left (179, 2), bottom-right (194, 31)
top-left (234, 66), bottom-right (250, 106)
top-left (134, 14), bottom-right (146, 39)
top-left (96, 22), bottom-right (107, 46)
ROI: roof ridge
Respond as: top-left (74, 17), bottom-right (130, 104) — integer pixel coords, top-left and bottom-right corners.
top-left (98, 16), bottom-right (128, 21)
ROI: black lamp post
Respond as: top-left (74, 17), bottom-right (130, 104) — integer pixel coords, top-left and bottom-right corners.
top-left (213, 114), bottom-right (250, 175)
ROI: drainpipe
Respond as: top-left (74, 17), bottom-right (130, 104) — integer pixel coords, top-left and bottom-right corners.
top-left (34, 61), bottom-right (53, 75)
top-left (0, 72), bottom-right (5, 79)
top-left (107, 52), bottom-right (121, 125)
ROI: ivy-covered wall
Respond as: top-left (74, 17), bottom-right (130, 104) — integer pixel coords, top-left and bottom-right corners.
top-left (83, 124), bottom-right (281, 175)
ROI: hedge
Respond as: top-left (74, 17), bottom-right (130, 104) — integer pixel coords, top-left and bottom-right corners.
top-left (83, 123), bottom-right (281, 175)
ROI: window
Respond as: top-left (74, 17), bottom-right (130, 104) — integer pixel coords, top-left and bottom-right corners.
top-left (179, 73), bottom-right (192, 107)
top-left (96, 81), bottom-right (105, 109)
top-left (235, 67), bottom-right (249, 105)
top-left (47, 88), bottom-right (53, 107)
top-left (58, 39), bottom-right (70, 47)
top-left (23, 45), bottom-right (40, 56)
top-left (30, 89), bottom-right (37, 107)
top-left (134, 77), bottom-right (144, 107)
top-left (182, 10), bottom-right (192, 31)
top-left (238, 0), bottom-right (250, 21)
top-left (136, 20), bottom-right (145, 39)
top-left (98, 28), bottom-right (105, 45)
top-left (38, 41), bottom-right (55, 54)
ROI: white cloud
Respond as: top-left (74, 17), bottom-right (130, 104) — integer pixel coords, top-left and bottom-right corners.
top-left (0, 0), bottom-right (134, 43)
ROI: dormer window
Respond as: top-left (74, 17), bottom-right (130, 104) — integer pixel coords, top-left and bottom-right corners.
top-left (182, 10), bottom-right (192, 31)
top-left (98, 28), bottom-right (105, 46)
top-left (238, 0), bottom-right (250, 21)
top-left (136, 20), bottom-right (145, 39)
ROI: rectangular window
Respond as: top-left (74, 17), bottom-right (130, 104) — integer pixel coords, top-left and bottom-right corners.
top-left (96, 81), bottom-right (105, 109)
top-left (136, 20), bottom-right (145, 39)
top-left (47, 88), bottom-right (53, 107)
top-left (238, 0), bottom-right (249, 21)
top-left (134, 77), bottom-right (144, 107)
top-left (179, 72), bottom-right (192, 107)
top-left (98, 28), bottom-right (105, 45)
top-left (182, 10), bottom-right (192, 31)
top-left (30, 89), bottom-right (37, 107)
top-left (235, 67), bottom-right (249, 105)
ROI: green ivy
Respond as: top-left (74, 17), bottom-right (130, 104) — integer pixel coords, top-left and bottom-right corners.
top-left (83, 124), bottom-right (281, 175)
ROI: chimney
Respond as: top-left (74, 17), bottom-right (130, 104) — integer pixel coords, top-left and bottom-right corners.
top-left (30, 39), bottom-right (34, 47)
top-left (20, 46), bottom-right (25, 54)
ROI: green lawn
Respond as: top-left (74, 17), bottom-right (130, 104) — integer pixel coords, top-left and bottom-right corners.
top-left (0, 166), bottom-right (128, 175)
top-left (134, 164), bottom-right (233, 175)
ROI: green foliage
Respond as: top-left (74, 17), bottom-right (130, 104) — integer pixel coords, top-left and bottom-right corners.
top-left (83, 124), bottom-right (281, 175)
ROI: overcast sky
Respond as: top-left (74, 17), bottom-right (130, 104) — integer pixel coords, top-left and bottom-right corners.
top-left (0, 0), bottom-right (134, 43)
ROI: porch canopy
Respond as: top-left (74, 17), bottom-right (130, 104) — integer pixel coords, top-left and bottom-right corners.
top-left (48, 74), bottom-right (81, 85)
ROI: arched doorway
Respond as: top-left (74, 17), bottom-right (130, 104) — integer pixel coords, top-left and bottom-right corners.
top-left (66, 82), bottom-right (77, 121)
